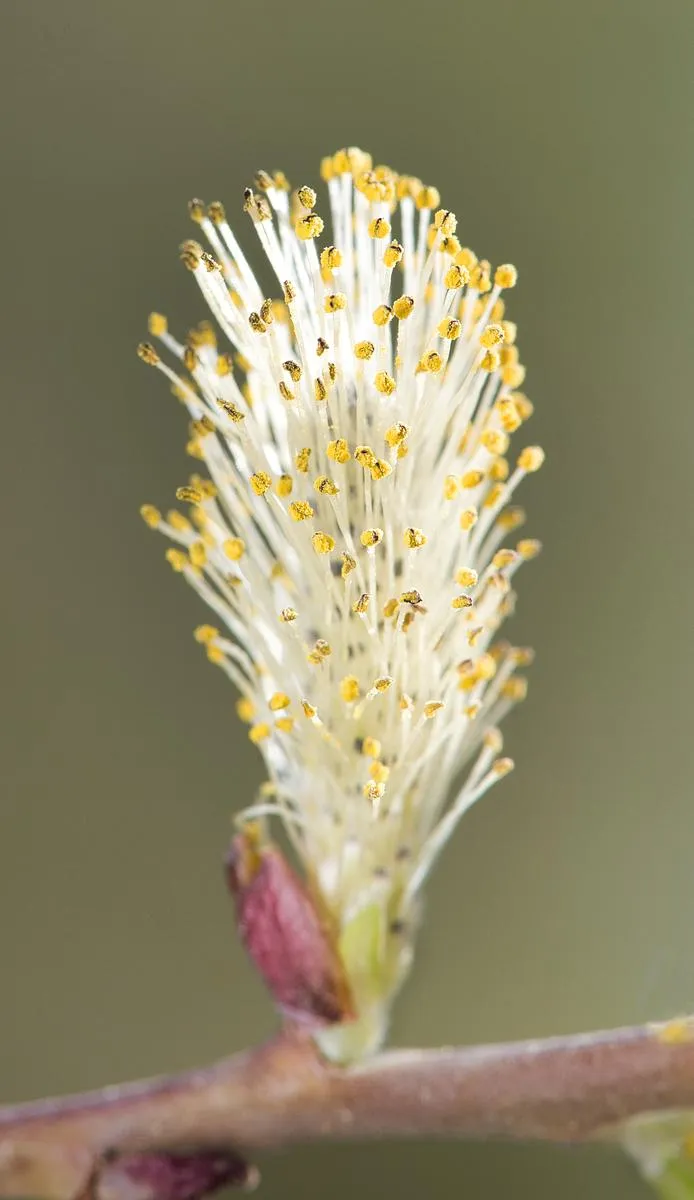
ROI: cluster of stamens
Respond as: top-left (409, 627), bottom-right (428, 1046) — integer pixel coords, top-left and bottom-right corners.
top-left (137, 146), bottom-right (543, 956)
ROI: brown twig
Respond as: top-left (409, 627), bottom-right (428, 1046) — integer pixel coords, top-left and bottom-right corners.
top-left (1, 1018), bottom-right (693, 1198)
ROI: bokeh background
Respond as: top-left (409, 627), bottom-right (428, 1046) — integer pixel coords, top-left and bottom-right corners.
top-left (2, 0), bottom-right (694, 1195)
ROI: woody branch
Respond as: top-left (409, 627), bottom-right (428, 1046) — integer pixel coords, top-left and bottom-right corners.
top-left (2, 1018), bottom-right (694, 1200)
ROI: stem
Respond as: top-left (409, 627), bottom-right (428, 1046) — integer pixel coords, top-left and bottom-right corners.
top-left (2, 1019), bottom-right (694, 1198)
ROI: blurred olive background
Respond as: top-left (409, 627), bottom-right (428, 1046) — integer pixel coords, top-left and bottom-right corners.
top-left (1, 0), bottom-right (693, 1195)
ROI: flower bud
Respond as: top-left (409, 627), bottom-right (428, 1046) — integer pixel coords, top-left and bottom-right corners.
top-left (225, 828), bottom-right (354, 1027)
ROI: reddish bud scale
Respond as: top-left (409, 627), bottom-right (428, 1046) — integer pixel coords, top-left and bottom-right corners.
top-left (225, 831), bottom-right (354, 1027)
top-left (101, 1152), bottom-right (254, 1200)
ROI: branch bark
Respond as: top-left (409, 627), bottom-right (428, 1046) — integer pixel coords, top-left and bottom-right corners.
top-left (2, 1019), bottom-right (693, 1199)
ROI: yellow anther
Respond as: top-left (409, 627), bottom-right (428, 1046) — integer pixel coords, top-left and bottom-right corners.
top-left (369, 761), bottom-right (390, 784)
top-left (194, 625), bottom-right (219, 645)
top-left (276, 474), bottom-right (293, 498)
top-left (375, 676), bottom-right (392, 692)
top-left (493, 756), bottom-right (515, 776)
top-left (373, 304), bottom-right (393, 327)
top-left (354, 445), bottom-right (376, 468)
top-left (314, 378), bottom-right (328, 403)
top-left (355, 340), bottom-right (375, 360)
top-left (502, 362), bottom-right (526, 388)
top-left (481, 430), bottom-right (510, 456)
top-left (250, 471), bottom-right (272, 496)
top-left (269, 692), bottom-right (291, 711)
top-left (416, 184), bottom-right (440, 210)
top-left (259, 299), bottom-right (275, 326)
top-left (297, 185), bottom-right (317, 209)
top-left (206, 645), bottom-right (224, 664)
top-left (397, 441), bottom-right (409, 459)
top-left (442, 475), bottom-right (459, 500)
top-left (480, 323), bottom-right (505, 349)
top-left (493, 548), bottom-right (517, 569)
top-left (470, 261), bottom-right (492, 293)
top-left (364, 781), bottom-right (386, 802)
top-left (248, 312), bottom-right (267, 336)
top-left (399, 692), bottom-right (414, 712)
top-left (288, 500), bottom-right (314, 521)
top-left (517, 537), bottom-right (542, 559)
top-left (484, 482), bottom-right (506, 510)
top-left (400, 589), bottom-right (422, 605)
top-left (147, 312), bottom-right (168, 339)
top-left (283, 280), bottom-right (297, 304)
top-left (461, 470), bottom-right (484, 489)
top-left (513, 393), bottom-right (534, 421)
top-left (452, 594), bottom-right (474, 610)
top-left (137, 341), bottom-right (160, 366)
top-left (517, 445), bottom-right (545, 472)
top-left (249, 723), bottom-right (271, 744)
top-left (341, 553), bottom-right (357, 578)
top-left (295, 447), bottom-right (311, 473)
top-left (417, 351), bottom-right (443, 374)
top-left (352, 593), bottom-right (370, 614)
top-left (480, 349), bottom-right (501, 373)
top-left (384, 422), bottom-right (409, 447)
top-left (382, 598), bottom-right (400, 619)
top-left (362, 736), bottom-right (381, 758)
top-left (370, 458), bottom-right (392, 481)
top-left (392, 295), bottom-right (415, 320)
top-left (312, 531), bottom-right (335, 555)
top-left (455, 247), bottom-right (478, 271)
top-left (327, 438), bottom-right (351, 463)
top-left (324, 292), bottom-right (347, 313)
top-left (423, 701), bottom-right (445, 718)
top-left (500, 320), bottom-right (517, 346)
top-left (497, 397), bottom-right (522, 433)
top-left (477, 654), bottom-right (498, 681)
top-left (140, 504), bottom-right (161, 529)
top-left (433, 208), bottom-right (457, 235)
top-left (497, 506), bottom-right (526, 531)
top-left (282, 359), bottom-right (302, 383)
top-left (500, 344), bottom-right (518, 367)
top-left (275, 717), bottom-right (294, 733)
top-left (185, 440), bottom-right (203, 460)
top-left (494, 263), bottom-right (518, 289)
top-left (235, 697), bottom-right (255, 723)
top-left (180, 239), bottom-right (203, 271)
top-left (216, 353), bottom-right (234, 377)
top-left (301, 699), bottom-right (317, 719)
top-left (512, 647), bottom-right (535, 667)
top-left (444, 264), bottom-right (470, 290)
top-left (189, 541), bottom-right (207, 568)
top-left (166, 511), bottom-right (191, 534)
top-left (455, 568), bottom-right (478, 587)
top-left (383, 240), bottom-right (404, 268)
top-left (320, 246), bottom-right (343, 271)
top-left (368, 217), bottom-right (390, 239)
top-left (340, 675), bottom-right (361, 703)
top-left (279, 607), bottom-right (297, 623)
top-left (438, 318), bottom-right (461, 340)
top-left (166, 548), bottom-right (189, 572)
top-left (190, 415), bottom-right (214, 439)
top-left (502, 677), bottom-right (528, 702)
top-left (460, 507), bottom-right (478, 531)
top-left (360, 528), bottom-right (384, 547)
top-left (295, 213), bottom-right (324, 240)
top-left (314, 475), bottom-right (339, 496)
top-left (175, 485), bottom-right (203, 504)
top-left (220, 537), bottom-right (244, 563)
top-left (403, 527), bottom-right (427, 549)
top-left (375, 371), bottom-right (396, 395)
